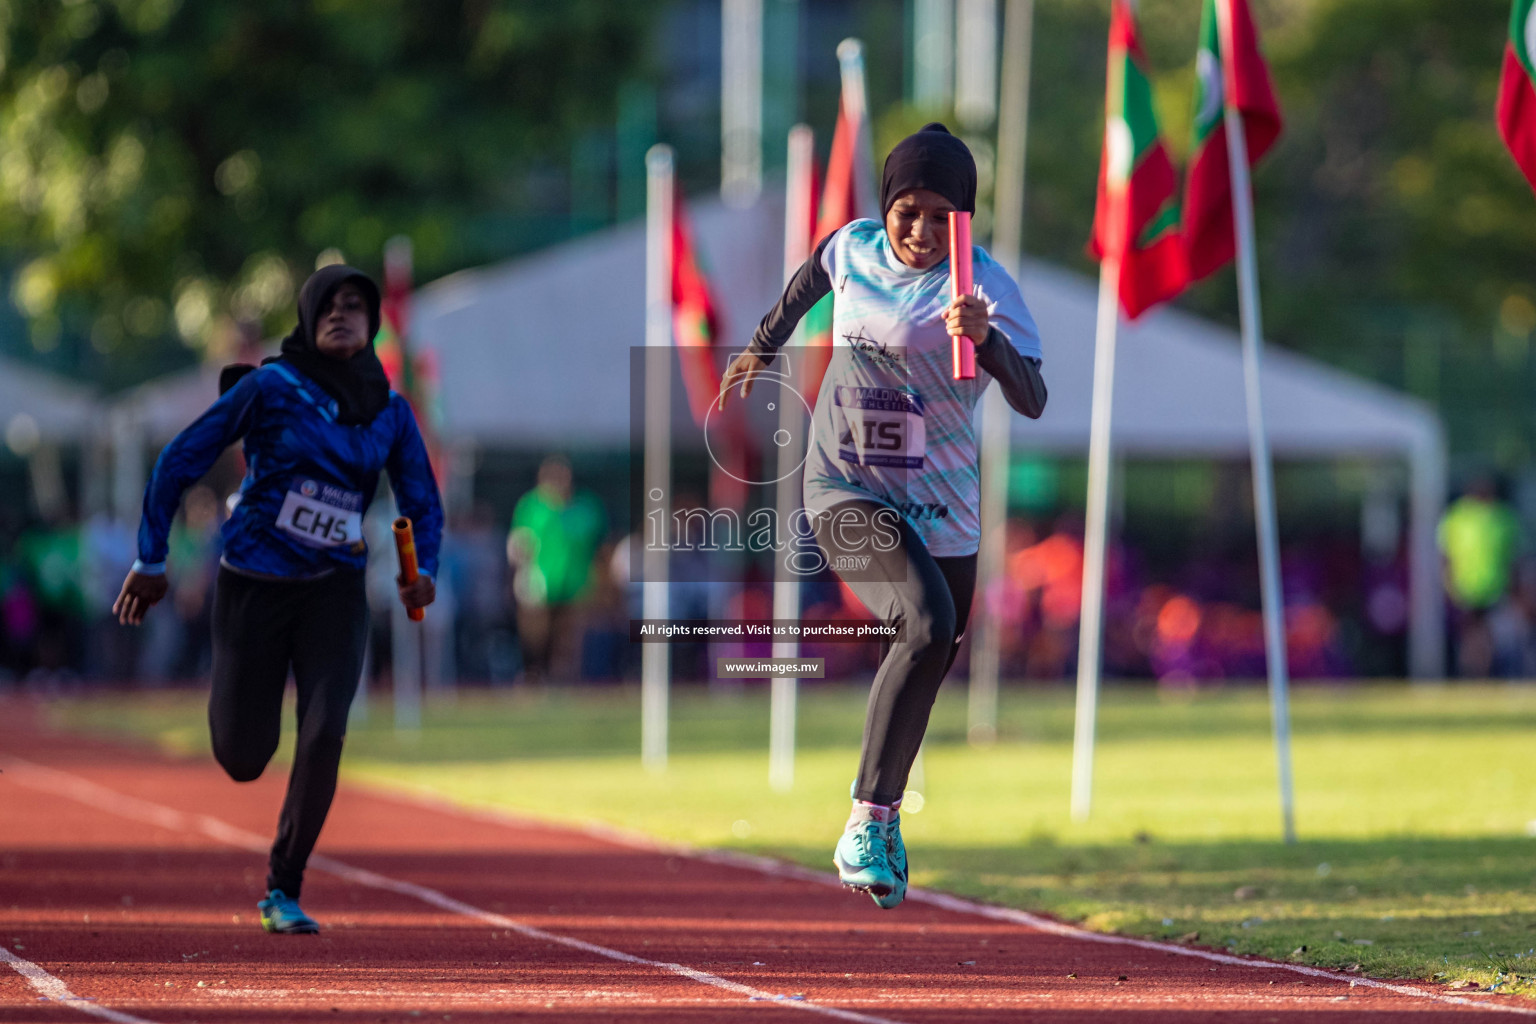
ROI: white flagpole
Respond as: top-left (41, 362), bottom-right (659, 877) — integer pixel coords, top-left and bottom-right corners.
top-left (769, 123), bottom-right (815, 793)
top-left (1071, 254), bottom-right (1120, 822)
top-left (970, 0), bottom-right (1034, 747)
top-left (836, 39), bottom-right (878, 219)
top-left (1214, 0), bottom-right (1295, 844)
top-left (721, 0), bottom-right (764, 207)
top-left (642, 144), bottom-right (674, 773)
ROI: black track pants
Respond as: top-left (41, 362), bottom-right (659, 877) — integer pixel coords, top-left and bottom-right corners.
top-left (207, 566), bottom-right (368, 899)
top-left (813, 500), bottom-right (978, 806)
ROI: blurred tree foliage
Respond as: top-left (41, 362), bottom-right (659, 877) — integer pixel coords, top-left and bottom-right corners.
top-left (2, 0), bottom-right (1534, 465)
top-left (0, 0), bottom-right (653, 386)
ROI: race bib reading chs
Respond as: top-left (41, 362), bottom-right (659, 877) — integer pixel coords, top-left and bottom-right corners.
top-left (833, 385), bottom-right (926, 469)
top-left (276, 479), bottom-right (364, 549)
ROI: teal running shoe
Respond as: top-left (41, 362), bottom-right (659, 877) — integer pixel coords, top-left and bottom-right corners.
top-left (871, 814), bottom-right (908, 910)
top-left (258, 889), bottom-right (319, 934)
top-left (833, 817), bottom-right (897, 900)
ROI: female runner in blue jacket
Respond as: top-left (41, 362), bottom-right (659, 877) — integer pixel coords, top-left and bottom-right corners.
top-left (114, 263), bottom-right (444, 934)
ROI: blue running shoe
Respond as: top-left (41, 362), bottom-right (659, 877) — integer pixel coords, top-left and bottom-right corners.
top-left (258, 889), bottom-right (319, 934)
top-left (833, 817), bottom-right (896, 899)
top-left (871, 814), bottom-right (908, 910)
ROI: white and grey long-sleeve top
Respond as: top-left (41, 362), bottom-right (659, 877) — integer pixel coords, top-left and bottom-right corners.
top-left (747, 219), bottom-right (1046, 557)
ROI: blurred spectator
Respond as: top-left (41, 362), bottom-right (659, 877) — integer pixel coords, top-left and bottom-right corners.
top-left (1438, 476), bottom-right (1522, 677)
top-left (580, 539), bottom-right (632, 681)
top-left (507, 455), bottom-right (605, 682)
top-left (441, 501), bottom-right (513, 683)
top-left (0, 562), bottom-right (39, 681)
top-left (15, 514), bottom-right (86, 684)
top-left (1488, 556), bottom-right (1536, 677)
top-left (137, 485), bottom-right (222, 683)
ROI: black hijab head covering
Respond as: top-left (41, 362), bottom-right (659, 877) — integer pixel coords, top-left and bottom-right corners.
top-left (880, 122), bottom-right (977, 217)
top-left (278, 263), bottom-right (389, 426)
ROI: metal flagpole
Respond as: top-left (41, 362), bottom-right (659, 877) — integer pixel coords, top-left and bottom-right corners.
top-left (954, 0), bottom-right (998, 130)
top-left (837, 39), bottom-right (877, 219)
top-left (769, 123), bottom-right (815, 793)
top-left (912, 0), bottom-right (955, 111)
top-left (1070, 254), bottom-right (1120, 822)
top-left (969, 0), bottom-right (1034, 747)
top-left (1214, 0), bottom-right (1295, 844)
top-left (642, 144), bottom-right (675, 773)
top-left (721, 0), bottom-right (764, 208)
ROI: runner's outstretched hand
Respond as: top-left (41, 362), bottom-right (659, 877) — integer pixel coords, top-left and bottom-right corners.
top-left (113, 571), bottom-right (169, 626)
top-left (718, 351), bottom-right (770, 411)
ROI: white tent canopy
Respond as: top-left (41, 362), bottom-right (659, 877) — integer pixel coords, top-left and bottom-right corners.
top-left (1016, 261), bottom-right (1444, 679)
top-left (406, 193), bottom-right (1445, 677)
top-left (0, 355), bottom-right (100, 443)
top-left (411, 197), bottom-right (786, 447)
top-left (1017, 261), bottom-right (1442, 460)
top-left (114, 363), bottom-right (224, 444)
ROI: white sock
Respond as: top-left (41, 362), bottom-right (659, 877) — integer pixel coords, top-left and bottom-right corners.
top-left (846, 799), bottom-right (899, 829)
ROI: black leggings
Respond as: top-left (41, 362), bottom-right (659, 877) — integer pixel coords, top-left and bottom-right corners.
top-left (813, 500), bottom-right (977, 806)
top-left (208, 566), bottom-right (368, 899)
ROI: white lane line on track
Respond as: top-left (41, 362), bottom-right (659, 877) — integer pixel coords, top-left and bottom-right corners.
top-left (697, 849), bottom-right (1536, 1017)
top-left (0, 947), bottom-right (157, 1024)
top-left (1, 757), bottom-right (903, 1024)
top-left (354, 778), bottom-right (1536, 1018)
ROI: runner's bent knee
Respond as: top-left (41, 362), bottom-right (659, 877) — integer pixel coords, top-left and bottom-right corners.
top-left (894, 580), bottom-right (956, 658)
top-left (212, 734), bottom-right (277, 782)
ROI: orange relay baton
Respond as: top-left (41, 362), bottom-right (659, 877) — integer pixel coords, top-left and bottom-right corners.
top-left (392, 516), bottom-right (425, 622)
top-left (948, 210), bottom-right (977, 380)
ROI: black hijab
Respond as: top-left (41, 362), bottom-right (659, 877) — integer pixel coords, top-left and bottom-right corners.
top-left (879, 122), bottom-right (977, 217)
top-left (276, 264), bottom-right (390, 426)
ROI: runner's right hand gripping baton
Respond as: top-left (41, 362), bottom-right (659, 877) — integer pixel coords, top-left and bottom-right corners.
top-left (392, 517), bottom-right (425, 622)
top-left (949, 211), bottom-right (977, 380)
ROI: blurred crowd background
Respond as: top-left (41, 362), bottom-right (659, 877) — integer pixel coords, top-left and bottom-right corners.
top-left (3, 0), bottom-right (1536, 688)
top-left (6, 453), bottom-right (1534, 687)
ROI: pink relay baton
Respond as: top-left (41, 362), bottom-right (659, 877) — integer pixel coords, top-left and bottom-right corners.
top-left (948, 211), bottom-right (976, 380)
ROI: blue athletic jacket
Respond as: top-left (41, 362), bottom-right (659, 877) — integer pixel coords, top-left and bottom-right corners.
top-left (135, 362), bottom-right (443, 580)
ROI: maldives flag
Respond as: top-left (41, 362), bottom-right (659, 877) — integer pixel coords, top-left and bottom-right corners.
top-left (1182, 0), bottom-right (1283, 282)
top-left (1499, 0), bottom-right (1536, 194)
top-left (1089, 0), bottom-right (1188, 319)
top-left (376, 239), bottom-right (443, 476)
top-left (671, 191), bottom-right (726, 426)
top-left (375, 242), bottom-right (412, 392)
top-left (800, 87), bottom-right (875, 404)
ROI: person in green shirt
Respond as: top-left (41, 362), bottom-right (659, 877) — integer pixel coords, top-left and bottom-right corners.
top-left (1438, 476), bottom-right (1522, 677)
top-left (506, 456), bottom-right (605, 682)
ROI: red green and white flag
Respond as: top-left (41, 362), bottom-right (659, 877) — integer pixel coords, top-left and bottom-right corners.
top-left (800, 81), bottom-right (875, 403)
top-left (1182, 0), bottom-right (1283, 282)
top-left (1089, 0), bottom-right (1188, 319)
top-left (671, 189), bottom-right (753, 509)
top-left (1499, 0), bottom-right (1536, 195)
top-left (376, 238), bottom-right (443, 477)
top-left (671, 191), bottom-right (726, 426)
top-left (375, 242), bottom-right (413, 393)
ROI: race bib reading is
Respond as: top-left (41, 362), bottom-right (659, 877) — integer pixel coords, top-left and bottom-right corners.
top-left (276, 479), bottom-right (364, 549)
top-left (833, 385), bottom-right (926, 468)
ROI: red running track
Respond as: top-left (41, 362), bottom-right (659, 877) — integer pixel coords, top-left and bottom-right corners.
top-left (2, 699), bottom-right (1533, 1023)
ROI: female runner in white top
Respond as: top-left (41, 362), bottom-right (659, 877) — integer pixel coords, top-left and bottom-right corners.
top-left (721, 123), bottom-right (1046, 909)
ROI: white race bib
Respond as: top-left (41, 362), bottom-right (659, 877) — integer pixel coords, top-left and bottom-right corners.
top-left (276, 479), bottom-right (364, 549)
top-left (833, 385), bottom-right (926, 469)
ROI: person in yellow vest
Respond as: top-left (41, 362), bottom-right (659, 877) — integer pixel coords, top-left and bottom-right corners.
top-left (1437, 476), bottom-right (1522, 677)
